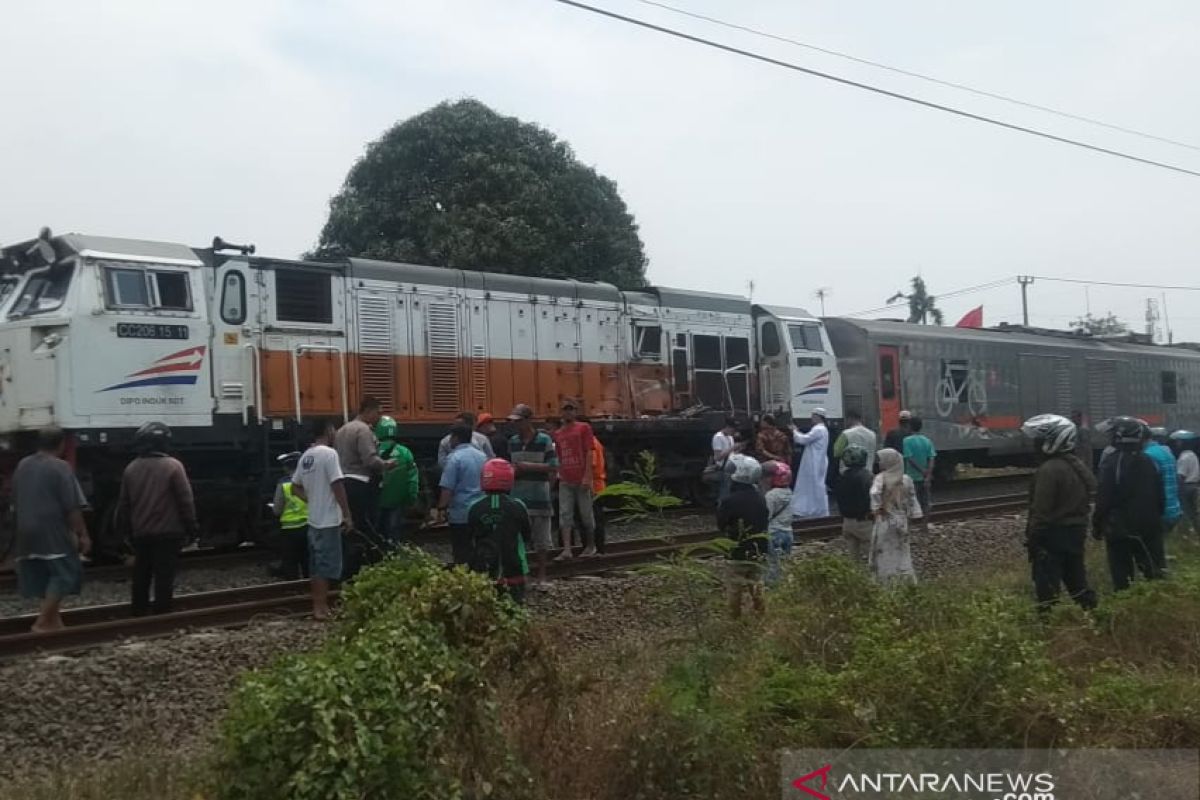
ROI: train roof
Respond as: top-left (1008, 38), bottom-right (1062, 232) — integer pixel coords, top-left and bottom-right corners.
top-left (2, 232), bottom-right (203, 271)
top-left (754, 303), bottom-right (818, 321)
top-left (347, 257), bottom-right (622, 303)
top-left (626, 287), bottom-right (750, 314)
top-left (826, 317), bottom-right (1200, 360)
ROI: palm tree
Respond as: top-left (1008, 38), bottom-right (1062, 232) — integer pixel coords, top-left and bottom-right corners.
top-left (887, 276), bottom-right (944, 325)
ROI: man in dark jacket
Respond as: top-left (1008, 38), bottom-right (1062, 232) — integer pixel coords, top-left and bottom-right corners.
top-left (117, 422), bottom-right (199, 615)
top-left (835, 444), bottom-right (874, 564)
top-left (1093, 416), bottom-right (1165, 591)
top-left (718, 454), bottom-right (769, 619)
top-left (1022, 414), bottom-right (1097, 610)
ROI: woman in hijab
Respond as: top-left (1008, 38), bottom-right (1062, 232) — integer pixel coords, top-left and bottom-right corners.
top-left (869, 448), bottom-right (923, 584)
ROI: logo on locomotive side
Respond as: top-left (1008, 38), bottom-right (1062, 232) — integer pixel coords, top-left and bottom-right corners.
top-left (99, 345), bottom-right (207, 392)
top-left (797, 370), bottom-right (832, 399)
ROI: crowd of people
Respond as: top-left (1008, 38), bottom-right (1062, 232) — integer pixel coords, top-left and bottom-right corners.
top-left (7, 395), bottom-right (609, 627)
top-left (708, 407), bottom-right (935, 614)
top-left (10, 396), bottom-right (1197, 628)
top-left (709, 406), bottom-right (1200, 616)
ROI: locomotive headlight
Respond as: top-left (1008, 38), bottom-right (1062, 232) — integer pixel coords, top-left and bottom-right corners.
top-left (0, 437), bottom-right (12, 452)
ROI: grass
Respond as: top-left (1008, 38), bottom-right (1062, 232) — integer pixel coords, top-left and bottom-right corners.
top-left (9, 533), bottom-right (1200, 799)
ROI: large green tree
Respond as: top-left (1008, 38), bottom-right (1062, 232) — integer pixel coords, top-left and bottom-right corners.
top-left (311, 99), bottom-right (648, 287)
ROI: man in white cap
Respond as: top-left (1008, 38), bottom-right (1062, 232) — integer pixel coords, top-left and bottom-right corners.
top-left (884, 410), bottom-right (913, 452)
top-left (790, 409), bottom-right (830, 518)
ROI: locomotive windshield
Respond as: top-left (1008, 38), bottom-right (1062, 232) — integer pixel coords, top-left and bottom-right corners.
top-left (9, 265), bottom-right (73, 318)
top-left (0, 276), bottom-right (17, 308)
top-left (788, 322), bottom-right (824, 352)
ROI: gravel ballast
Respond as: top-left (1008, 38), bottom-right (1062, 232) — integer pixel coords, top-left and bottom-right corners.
top-left (0, 513), bottom-right (1030, 784)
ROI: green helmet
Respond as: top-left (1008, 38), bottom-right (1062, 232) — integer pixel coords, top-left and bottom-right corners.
top-left (841, 444), bottom-right (869, 468)
top-left (375, 415), bottom-right (397, 443)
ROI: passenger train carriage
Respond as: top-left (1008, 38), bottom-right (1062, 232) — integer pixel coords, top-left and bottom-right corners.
top-left (2, 229), bottom-right (1197, 554)
top-left (825, 318), bottom-right (1200, 478)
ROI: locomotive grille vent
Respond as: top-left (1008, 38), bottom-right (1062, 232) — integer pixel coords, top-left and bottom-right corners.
top-left (426, 303), bottom-right (461, 413)
top-left (471, 344), bottom-right (488, 409)
top-left (356, 293), bottom-right (395, 412)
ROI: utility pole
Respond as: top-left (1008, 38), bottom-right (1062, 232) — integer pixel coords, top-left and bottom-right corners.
top-left (1017, 275), bottom-right (1035, 326)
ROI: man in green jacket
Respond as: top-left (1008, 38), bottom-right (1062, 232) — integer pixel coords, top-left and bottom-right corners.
top-left (376, 416), bottom-right (419, 546)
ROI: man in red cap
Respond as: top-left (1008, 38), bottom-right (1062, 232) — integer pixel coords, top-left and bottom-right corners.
top-left (467, 458), bottom-right (533, 604)
top-left (476, 412), bottom-right (510, 461)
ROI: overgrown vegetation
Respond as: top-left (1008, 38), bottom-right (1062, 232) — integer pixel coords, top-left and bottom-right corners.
top-left (596, 450), bottom-right (684, 523)
top-left (14, 540), bottom-right (1200, 800)
top-left (215, 550), bottom-right (530, 800)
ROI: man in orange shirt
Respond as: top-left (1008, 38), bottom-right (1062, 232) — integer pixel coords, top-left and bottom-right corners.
top-left (591, 436), bottom-right (609, 554)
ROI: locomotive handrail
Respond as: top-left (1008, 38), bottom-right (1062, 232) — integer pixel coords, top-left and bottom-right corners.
top-left (241, 343), bottom-right (263, 425)
top-left (291, 344), bottom-right (348, 424)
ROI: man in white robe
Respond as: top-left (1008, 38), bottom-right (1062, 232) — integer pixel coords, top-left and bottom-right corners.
top-left (791, 409), bottom-right (830, 518)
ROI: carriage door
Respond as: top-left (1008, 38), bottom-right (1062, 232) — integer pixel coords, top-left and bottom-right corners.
top-left (211, 258), bottom-right (263, 422)
top-left (877, 346), bottom-right (902, 433)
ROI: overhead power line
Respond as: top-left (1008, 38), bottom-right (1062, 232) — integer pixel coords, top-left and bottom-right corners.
top-left (631, 0), bottom-right (1200, 153)
top-left (1031, 275), bottom-right (1200, 291)
top-left (843, 277), bottom-right (1016, 318)
top-left (551, 0), bottom-right (1200, 179)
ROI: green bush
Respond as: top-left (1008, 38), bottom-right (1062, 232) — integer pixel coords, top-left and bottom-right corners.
top-left (215, 551), bottom-right (529, 800)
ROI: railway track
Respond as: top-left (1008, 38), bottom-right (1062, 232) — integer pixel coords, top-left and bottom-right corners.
top-left (0, 493), bottom-right (1027, 660)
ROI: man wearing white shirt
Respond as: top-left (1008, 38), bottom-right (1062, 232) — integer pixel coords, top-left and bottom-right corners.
top-left (294, 418), bottom-right (354, 621)
top-left (711, 417), bottom-right (737, 503)
top-left (1174, 434), bottom-right (1200, 534)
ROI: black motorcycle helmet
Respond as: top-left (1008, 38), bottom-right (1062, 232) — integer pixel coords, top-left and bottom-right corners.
top-left (134, 421), bottom-right (172, 453)
top-left (1110, 416), bottom-right (1149, 449)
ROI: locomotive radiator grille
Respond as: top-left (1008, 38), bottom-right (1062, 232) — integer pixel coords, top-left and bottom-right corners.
top-left (356, 293), bottom-right (396, 412)
top-left (426, 303), bottom-right (461, 412)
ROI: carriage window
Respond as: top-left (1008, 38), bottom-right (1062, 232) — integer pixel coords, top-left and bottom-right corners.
top-left (1162, 371), bottom-right (1178, 404)
top-left (693, 334), bottom-right (721, 369)
top-left (106, 268), bottom-right (151, 307)
top-left (276, 270), bottom-right (333, 324)
top-left (760, 321), bottom-right (782, 357)
top-left (879, 354), bottom-right (896, 400)
top-left (633, 324), bottom-right (663, 358)
top-left (788, 323), bottom-right (824, 352)
top-left (153, 272), bottom-right (191, 311)
top-left (221, 271), bottom-right (247, 325)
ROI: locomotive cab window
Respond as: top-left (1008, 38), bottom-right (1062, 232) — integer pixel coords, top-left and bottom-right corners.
top-left (276, 270), bottom-right (333, 324)
top-left (10, 265), bottom-right (73, 318)
top-left (106, 268), bottom-right (150, 307)
top-left (633, 324), bottom-right (663, 359)
top-left (154, 272), bottom-right (191, 310)
top-left (221, 271), bottom-right (247, 325)
top-left (788, 323), bottom-right (824, 352)
top-left (760, 320), bottom-right (782, 357)
top-left (104, 267), bottom-right (192, 311)
top-left (1162, 370), bottom-right (1178, 404)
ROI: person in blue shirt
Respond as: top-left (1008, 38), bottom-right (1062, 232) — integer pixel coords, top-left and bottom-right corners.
top-left (902, 416), bottom-right (937, 523)
top-left (1145, 427), bottom-right (1181, 572)
top-left (437, 424), bottom-right (488, 566)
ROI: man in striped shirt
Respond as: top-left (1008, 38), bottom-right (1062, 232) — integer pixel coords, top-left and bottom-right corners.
top-left (507, 404), bottom-right (557, 587)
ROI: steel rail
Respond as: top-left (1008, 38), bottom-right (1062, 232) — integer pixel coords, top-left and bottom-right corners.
top-left (0, 495), bottom-right (1027, 659)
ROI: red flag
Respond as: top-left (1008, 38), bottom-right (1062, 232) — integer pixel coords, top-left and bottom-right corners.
top-left (955, 306), bottom-right (983, 328)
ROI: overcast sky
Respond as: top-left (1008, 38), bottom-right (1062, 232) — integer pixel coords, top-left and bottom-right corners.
top-left (4, 1), bottom-right (1199, 337)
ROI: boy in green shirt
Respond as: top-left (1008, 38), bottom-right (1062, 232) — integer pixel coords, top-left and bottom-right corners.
top-left (375, 416), bottom-right (419, 546)
top-left (902, 416), bottom-right (937, 520)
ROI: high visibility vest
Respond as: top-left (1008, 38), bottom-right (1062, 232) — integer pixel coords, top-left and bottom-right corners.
top-left (280, 481), bottom-right (308, 531)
